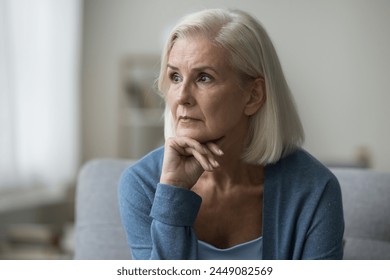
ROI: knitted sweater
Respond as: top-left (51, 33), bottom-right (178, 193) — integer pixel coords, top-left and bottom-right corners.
top-left (118, 146), bottom-right (344, 259)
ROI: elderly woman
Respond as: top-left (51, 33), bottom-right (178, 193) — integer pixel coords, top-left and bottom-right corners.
top-left (119, 8), bottom-right (344, 260)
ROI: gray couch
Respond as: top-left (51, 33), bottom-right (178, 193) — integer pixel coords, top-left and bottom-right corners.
top-left (74, 158), bottom-right (390, 259)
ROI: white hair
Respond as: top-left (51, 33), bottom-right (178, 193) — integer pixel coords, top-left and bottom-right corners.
top-left (157, 8), bottom-right (304, 164)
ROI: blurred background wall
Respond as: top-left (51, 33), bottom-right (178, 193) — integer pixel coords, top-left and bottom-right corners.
top-left (0, 0), bottom-right (389, 259)
top-left (82, 0), bottom-right (390, 171)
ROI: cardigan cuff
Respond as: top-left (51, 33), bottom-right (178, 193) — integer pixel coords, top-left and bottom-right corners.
top-left (150, 183), bottom-right (202, 226)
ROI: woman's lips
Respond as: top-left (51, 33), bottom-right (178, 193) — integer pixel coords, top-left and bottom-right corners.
top-left (178, 116), bottom-right (200, 122)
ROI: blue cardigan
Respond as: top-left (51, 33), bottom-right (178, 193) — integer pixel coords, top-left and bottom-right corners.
top-left (118, 147), bottom-right (344, 259)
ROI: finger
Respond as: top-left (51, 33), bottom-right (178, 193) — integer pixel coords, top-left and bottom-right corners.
top-left (206, 142), bottom-right (224, 156)
top-left (200, 146), bottom-right (221, 168)
top-left (187, 147), bottom-right (219, 171)
top-left (170, 137), bottom-right (209, 155)
top-left (166, 137), bottom-right (220, 169)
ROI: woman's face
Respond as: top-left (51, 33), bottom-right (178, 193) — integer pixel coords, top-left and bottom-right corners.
top-left (166, 35), bottom-right (252, 144)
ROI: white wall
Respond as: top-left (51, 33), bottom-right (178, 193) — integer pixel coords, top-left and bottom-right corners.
top-left (1, 0), bottom-right (82, 190)
top-left (81, 0), bottom-right (390, 171)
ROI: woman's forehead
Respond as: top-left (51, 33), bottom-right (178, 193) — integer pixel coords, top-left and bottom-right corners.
top-left (168, 36), bottom-right (229, 72)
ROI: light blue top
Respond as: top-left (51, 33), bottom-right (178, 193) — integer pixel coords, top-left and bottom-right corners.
top-left (119, 146), bottom-right (344, 259)
top-left (198, 237), bottom-right (263, 260)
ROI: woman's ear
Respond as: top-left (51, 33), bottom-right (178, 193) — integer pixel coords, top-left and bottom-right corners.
top-left (244, 77), bottom-right (266, 116)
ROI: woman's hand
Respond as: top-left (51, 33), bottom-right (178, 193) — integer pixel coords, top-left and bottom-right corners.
top-left (160, 137), bottom-right (224, 189)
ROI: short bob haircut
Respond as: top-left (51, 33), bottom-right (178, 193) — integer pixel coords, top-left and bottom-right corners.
top-left (157, 8), bottom-right (304, 165)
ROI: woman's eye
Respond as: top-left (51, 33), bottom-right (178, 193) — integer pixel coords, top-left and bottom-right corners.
top-left (198, 74), bottom-right (212, 83)
top-left (169, 73), bottom-right (182, 83)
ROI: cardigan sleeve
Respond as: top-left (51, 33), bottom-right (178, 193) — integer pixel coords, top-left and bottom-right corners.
top-left (118, 168), bottom-right (202, 260)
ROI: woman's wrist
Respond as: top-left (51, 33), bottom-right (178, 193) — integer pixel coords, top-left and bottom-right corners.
top-left (160, 176), bottom-right (192, 189)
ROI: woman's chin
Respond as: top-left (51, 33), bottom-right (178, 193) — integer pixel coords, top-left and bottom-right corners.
top-left (175, 131), bottom-right (223, 144)
top-left (176, 133), bottom-right (207, 143)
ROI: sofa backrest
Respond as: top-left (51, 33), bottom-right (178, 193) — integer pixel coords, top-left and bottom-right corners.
top-left (74, 158), bottom-right (133, 259)
top-left (331, 168), bottom-right (390, 259)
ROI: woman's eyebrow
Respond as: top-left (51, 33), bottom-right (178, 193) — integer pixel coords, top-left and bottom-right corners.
top-left (193, 66), bottom-right (218, 74)
top-left (167, 64), bottom-right (219, 74)
top-left (167, 64), bottom-right (179, 70)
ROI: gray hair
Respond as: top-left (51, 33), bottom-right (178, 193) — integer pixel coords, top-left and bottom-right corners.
top-left (158, 8), bottom-right (304, 164)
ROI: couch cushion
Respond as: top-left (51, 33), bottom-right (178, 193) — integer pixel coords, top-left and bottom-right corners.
top-left (343, 237), bottom-right (390, 260)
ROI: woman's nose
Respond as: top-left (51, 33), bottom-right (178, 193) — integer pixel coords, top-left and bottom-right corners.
top-left (177, 81), bottom-right (195, 106)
